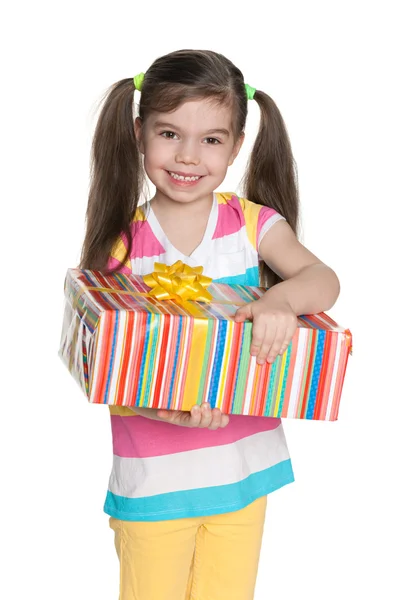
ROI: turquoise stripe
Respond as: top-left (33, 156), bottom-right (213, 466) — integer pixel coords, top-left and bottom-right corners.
top-left (277, 342), bottom-right (292, 415)
top-left (103, 459), bottom-right (294, 522)
top-left (142, 313), bottom-right (160, 407)
top-left (208, 320), bottom-right (228, 408)
top-left (214, 266), bottom-right (259, 286)
top-left (306, 330), bottom-right (325, 419)
top-left (103, 311), bottom-right (119, 404)
top-left (136, 314), bottom-right (151, 404)
top-left (264, 359), bottom-right (278, 415)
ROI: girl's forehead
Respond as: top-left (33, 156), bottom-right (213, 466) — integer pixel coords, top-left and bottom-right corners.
top-left (147, 99), bottom-right (234, 131)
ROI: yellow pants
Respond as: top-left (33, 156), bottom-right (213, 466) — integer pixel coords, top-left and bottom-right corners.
top-left (109, 495), bottom-right (267, 600)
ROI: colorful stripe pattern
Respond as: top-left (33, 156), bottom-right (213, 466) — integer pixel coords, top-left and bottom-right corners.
top-left (107, 192), bottom-right (285, 284)
top-left (60, 269), bottom-right (352, 421)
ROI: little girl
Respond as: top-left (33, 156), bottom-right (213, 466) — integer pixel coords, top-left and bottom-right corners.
top-left (80, 49), bottom-right (340, 600)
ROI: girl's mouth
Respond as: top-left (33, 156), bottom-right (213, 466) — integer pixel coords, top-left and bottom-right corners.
top-left (166, 170), bottom-right (204, 186)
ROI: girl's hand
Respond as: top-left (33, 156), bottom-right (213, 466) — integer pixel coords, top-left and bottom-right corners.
top-left (234, 295), bottom-right (298, 364)
top-left (157, 403), bottom-right (229, 429)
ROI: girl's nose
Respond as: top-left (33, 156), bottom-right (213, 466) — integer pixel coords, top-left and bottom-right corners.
top-left (175, 142), bottom-right (200, 166)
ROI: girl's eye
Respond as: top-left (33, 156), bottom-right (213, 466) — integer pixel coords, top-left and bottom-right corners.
top-left (161, 131), bottom-right (178, 140)
top-left (204, 137), bottom-right (220, 145)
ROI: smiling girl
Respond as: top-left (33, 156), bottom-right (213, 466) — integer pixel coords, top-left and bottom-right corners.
top-left (80, 49), bottom-right (340, 600)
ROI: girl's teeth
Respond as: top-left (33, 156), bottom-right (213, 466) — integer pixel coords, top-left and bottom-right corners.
top-left (169, 172), bottom-right (200, 182)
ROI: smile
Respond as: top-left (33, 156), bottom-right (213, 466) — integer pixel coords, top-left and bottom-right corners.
top-left (167, 171), bottom-right (203, 182)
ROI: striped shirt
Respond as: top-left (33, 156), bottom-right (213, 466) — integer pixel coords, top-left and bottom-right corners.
top-left (104, 192), bottom-right (294, 521)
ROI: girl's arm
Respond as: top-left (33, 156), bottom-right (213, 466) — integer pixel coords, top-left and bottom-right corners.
top-left (235, 219), bottom-right (340, 364)
top-left (258, 219), bottom-right (340, 314)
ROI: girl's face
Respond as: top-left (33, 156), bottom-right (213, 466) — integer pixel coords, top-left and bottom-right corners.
top-left (135, 99), bottom-right (244, 206)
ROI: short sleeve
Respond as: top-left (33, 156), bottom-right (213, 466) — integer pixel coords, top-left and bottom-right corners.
top-left (257, 206), bottom-right (286, 250)
top-left (239, 197), bottom-right (285, 251)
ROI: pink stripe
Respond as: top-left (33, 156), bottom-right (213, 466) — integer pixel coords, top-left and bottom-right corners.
top-left (107, 257), bottom-right (131, 273)
top-left (111, 414), bottom-right (281, 458)
top-left (130, 221), bottom-right (165, 258)
top-left (212, 195), bottom-right (244, 239)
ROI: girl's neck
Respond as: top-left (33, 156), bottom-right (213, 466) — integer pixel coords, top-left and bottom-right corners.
top-left (149, 191), bottom-right (215, 257)
top-left (150, 191), bottom-right (214, 220)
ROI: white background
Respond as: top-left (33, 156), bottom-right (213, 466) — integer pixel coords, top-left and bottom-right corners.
top-left (2, 1), bottom-right (399, 598)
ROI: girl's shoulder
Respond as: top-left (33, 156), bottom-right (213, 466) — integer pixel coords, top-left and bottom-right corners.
top-left (215, 191), bottom-right (279, 219)
top-left (215, 192), bottom-right (284, 247)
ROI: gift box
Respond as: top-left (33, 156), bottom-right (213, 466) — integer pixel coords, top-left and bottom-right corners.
top-left (59, 268), bottom-right (352, 420)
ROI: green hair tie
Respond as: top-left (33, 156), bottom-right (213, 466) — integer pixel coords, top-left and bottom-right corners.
top-left (245, 83), bottom-right (256, 100)
top-left (134, 73), bottom-right (254, 99)
top-left (133, 72), bottom-right (145, 91)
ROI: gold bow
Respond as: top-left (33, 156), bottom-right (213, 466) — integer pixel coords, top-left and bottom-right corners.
top-left (143, 261), bottom-right (213, 303)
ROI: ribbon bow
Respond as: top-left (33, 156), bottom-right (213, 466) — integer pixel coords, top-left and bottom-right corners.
top-left (143, 261), bottom-right (213, 303)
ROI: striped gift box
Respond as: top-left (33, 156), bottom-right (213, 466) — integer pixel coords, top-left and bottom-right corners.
top-left (59, 269), bottom-right (352, 420)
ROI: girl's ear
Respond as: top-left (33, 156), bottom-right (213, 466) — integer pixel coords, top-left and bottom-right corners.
top-left (228, 132), bottom-right (245, 166)
top-left (134, 117), bottom-right (144, 154)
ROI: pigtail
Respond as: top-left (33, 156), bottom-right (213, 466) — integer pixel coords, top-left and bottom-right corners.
top-left (80, 78), bottom-right (144, 271)
top-left (242, 90), bottom-right (299, 286)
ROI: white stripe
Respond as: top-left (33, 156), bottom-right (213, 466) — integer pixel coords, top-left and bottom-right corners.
top-left (89, 313), bottom-right (107, 402)
top-left (209, 229), bottom-right (243, 254)
top-left (287, 328), bottom-right (308, 417)
top-left (131, 255), bottom-right (168, 275)
top-left (107, 311), bottom-right (127, 402)
top-left (174, 317), bottom-right (189, 409)
top-left (326, 337), bottom-right (342, 419)
top-left (109, 425), bottom-right (290, 498)
top-left (243, 356), bottom-right (257, 415)
top-left (157, 314), bottom-right (173, 405)
top-left (122, 313), bottom-right (140, 406)
top-left (77, 316), bottom-right (86, 391)
top-left (85, 328), bottom-right (96, 391)
top-left (147, 314), bottom-right (165, 407)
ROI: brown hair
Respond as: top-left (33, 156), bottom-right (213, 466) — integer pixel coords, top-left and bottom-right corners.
top-left (80, 49), bottom-right (299, 286)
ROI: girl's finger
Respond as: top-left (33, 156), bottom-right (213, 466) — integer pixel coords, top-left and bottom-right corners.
top-left (220, 414), bottom-right (230, 428)
top-left (234, 304), bottom-right (253, 323)
top-left (189, 405), bottom-right (202, 427)
top-left (256, 325), bottom-right (276, 364)
top-left (279, 320), bottom-right (297, 355)
top-left (267, 342), bottom-right (285, 363)
top-left (267, 329), bottom-right (287, 363)
top-left (250, 322), bottom-right (266, 356)
top-left (199, 403), bottom-right (213, 428)
top-left (208, 408), bottom-right (222, 430)
top-left (279, 342), bottom-right (289, 355)
top-left (157, 409), bottom-right (170, 420)
top-left (279, 333), bottom-right (292, 355)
